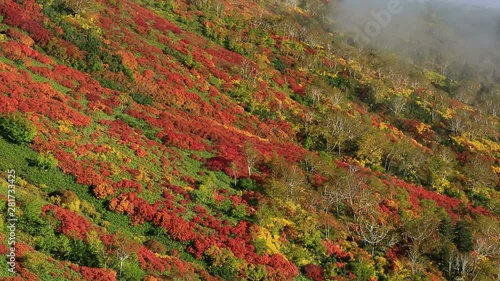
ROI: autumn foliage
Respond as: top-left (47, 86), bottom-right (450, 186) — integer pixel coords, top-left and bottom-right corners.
top-left (0, 0), bottom-right (498, 280)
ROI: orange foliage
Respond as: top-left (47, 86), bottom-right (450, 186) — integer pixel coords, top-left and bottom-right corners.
top-left (93, 182), bottom-right (116, 199)
top-left (109, 193), bottom-right (135, 214)
top-left (116, 50), bottom-right (138, 70)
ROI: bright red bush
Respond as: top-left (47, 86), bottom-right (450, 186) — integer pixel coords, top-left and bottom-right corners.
top-left (303, 264), bottom-right (324, 281)
top-left (41, 205), bottom-right (92, 239)
top-left (80, 267), bottom-right (117, 281)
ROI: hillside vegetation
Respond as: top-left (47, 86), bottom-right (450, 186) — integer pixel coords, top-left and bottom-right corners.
top-left (0, 0), bottom-right (498, 280)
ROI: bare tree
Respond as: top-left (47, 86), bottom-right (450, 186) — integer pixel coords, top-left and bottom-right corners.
top-left (352, 211), bottom-right (397, 257)
top-left (389, 96), bottom-right (407, 116)
top-left (464, 155), bottom-right (498, 192)
top-left (473, 217), bottom-right (500, 260)
top-left (328, 88), bottom-right (345, 108)
top-left (282, 165), bottom-right (305, 202)
top-left (109, 234), bottom-right (139, 278)
top-left (450, 112), bottom-right (466, 135)
top-left (407, 244), bottom-right (427, 274)
top-left (309, 87), bottom-right (323, 106)
top-left (64, 0), bottom-right (94, 15)
top-left (484, 95), bottom-right (500, 117)
top-left (323, 112), bottom-right (361, 156)
top-left (243, 141), bottom-right (259, 176)
top-left (267, 158), bottom-right (306, 203)
top-left (383, 144), bottom-right (403, 172)
top-left (319, 176), bottom-right (348, 217)
top-left (402, 205), bottom-right (441, 274)
top-left (446, 251), bottom-right (479, 281)
top-left (240, 60), bottom-right (259, 83)
top-left (283, 0), bottom-right (299, 9)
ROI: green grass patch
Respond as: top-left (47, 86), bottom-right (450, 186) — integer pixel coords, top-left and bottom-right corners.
top-left (0, 135), bottom-right (138, 231)
top-left (49, 80), bottom-right (71, 94)
top-left (0, 56), bottom-right (71, 94)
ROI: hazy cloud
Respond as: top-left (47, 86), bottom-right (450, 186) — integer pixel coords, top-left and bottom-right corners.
top-left (330, 0), bottom-right (500, 81)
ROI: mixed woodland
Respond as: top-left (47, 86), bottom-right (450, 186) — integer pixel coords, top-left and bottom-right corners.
top-left (0, 0), bottom-right (498, 280)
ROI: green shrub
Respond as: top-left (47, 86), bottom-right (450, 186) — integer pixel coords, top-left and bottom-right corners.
top-left (116, 113), bottom-right (160, 141)
top-left (120, 257), bottom-right (145, 281)
top-left (272, 58), bottom-right (286, 74)
top-left (454, 221), bottom-right (473, 252)
top-left (327, 75), bottom-right (350, 90)
top-left (130, 93), bottom-right (153, 106)
top-left (347, 260), bottom-right (376, 281)
top-left (235, 178), bottom-right (258, 191)
top-left (230, 204), bottom-right (246, 219)
top-left (97, 78), bottom-right (125, 91)
top-left (0, 114), bottom-right (37, 144)
top-left (33, 152), bottom-right (58, 170)
top-left (253, 107), bottom-right (278, 121)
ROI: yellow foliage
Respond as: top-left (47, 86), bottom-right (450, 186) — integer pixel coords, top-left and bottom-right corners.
top-left (337, 58), bottom-right (347, 66)
top-left (205, 246), bottom-right (226, 266)
top-left (61, 190), bottom-right (82, 212)
top-left (133, 235), bottom-right (145, 243)
top-left (400, 88), bottom-right (413, 97)
top-left (64, 200), bottom-right (81, 212)
top-left (63, 13), bottom-right (102, 34)
top-left (255, 54), bottom-right (270, 69)
top-left (49, 195), bottom-right (62, 205)
top-left (253, 227), bottom-right (283, 255)
top-left (442, 108), bottom-right (454, 119)
top-left (357, 134), bottom-right (384, 168)
top-left (58, 124), bottom-right (71, 133)
top-left (204, 245), bottom-right (245, 269)
top-left (154, 253), bottom-right (169, 259)
top-left (108, 162), bottom-right (121, 176)
top-left (348, 59), bottom-right (361, 72)
top-left (493, 166), bottom-right (500, 175)
top-left (378, 122), bottom-right (388, 131)
top-left (454, 135), bottom-right (500, 154)
top-left (470, 187), bottom-right (493, 200)
top-left (272, 216), bottom-right (295, 229)
top-left (110, 147), bottom-right (125, 160)
top-left (374, 256), bottom-right (388, 269)
top-left (387, 270), bottom-right (412, 281)
top-left (432, 177), bottom-right (450, 194)
top-left (86, 230), bottom-right (106, 261)
top-left (416, 122), bottom-right (432, 134)
top-left (423, 69), bottom-right (446, 85)
top-left (86, 230), bottom-right (102, 245)
top-left (134, 168), bottom-right (150, 183)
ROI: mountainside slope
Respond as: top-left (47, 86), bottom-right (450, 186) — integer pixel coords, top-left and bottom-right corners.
top-left (0, 0), bottom-right (498, 280)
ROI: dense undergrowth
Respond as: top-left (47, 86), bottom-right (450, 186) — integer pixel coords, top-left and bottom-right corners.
top-left (0, 0), bottom-right (498, 280)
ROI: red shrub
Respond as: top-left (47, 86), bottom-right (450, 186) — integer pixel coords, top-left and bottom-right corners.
top-left (188, 237), bottom-right (215, 259)
top-left (137, 246), bottom-right (171, 272)
top-left (323, 241), bottom-right (352, 260)
top-left (267, 254), bottom-right (299, 280)
top-left (303, 264), bottom-right (324, 281)
top-left (115, 179), bottom-right (143, 192)
top-left (80, 267), bottom-right (117, 281)
top-left (0, 1), bottom-right (50, 43)
top-left (109, 193), bottom-right (136, 214)
top-left (41, 205), bottom-right (92, 239)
